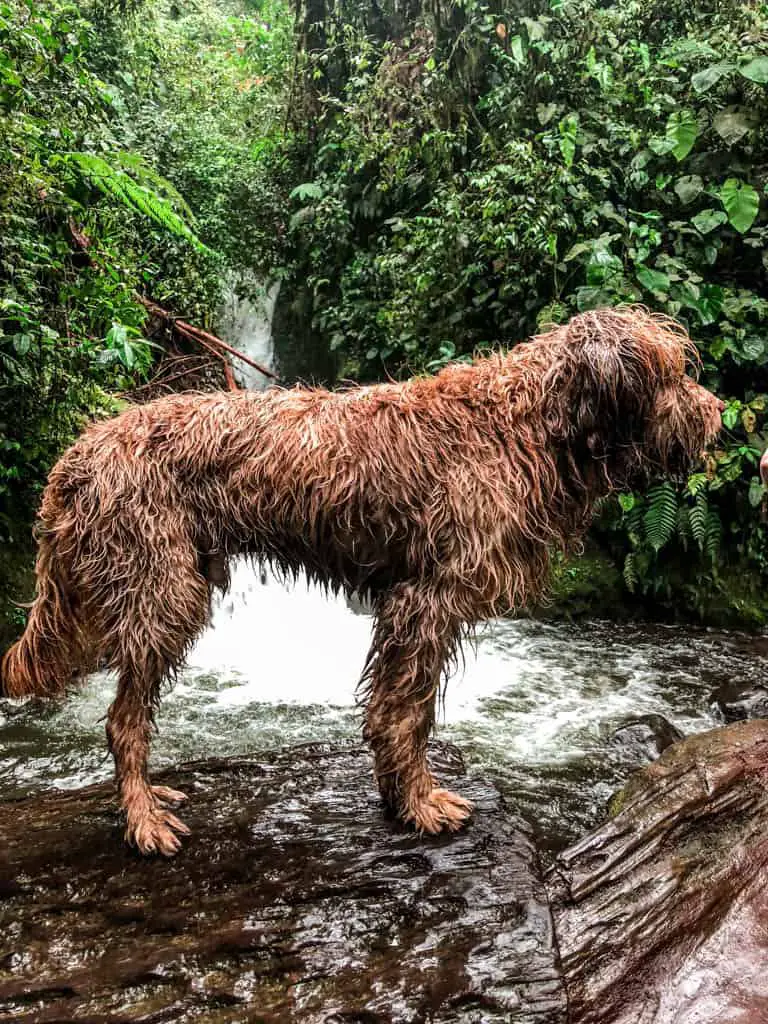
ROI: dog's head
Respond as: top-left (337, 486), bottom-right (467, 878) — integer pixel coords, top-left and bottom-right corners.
top-left (535, 306), bottom-right (722, 488)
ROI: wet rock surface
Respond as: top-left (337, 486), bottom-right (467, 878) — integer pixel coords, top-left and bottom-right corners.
top-left (711, 679), bottom-right (768, 721)
top-left (0, 743), bottom-right (564, 1024)
top-left (548, 719), bottom-right (768, 1024)
top-left (607, 713), bottom-right (684, 766)
top-left (5, 723), bottom-right (768, 1024)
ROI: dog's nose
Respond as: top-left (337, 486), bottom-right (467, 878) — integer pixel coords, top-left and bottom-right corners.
top-left (761, 449), bottom-right (768, 486)
top-left (716, 397), bottom-right (725, 412)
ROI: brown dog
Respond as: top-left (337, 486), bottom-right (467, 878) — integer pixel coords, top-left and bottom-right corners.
top-left (2, 307), bottom-right (722, 855)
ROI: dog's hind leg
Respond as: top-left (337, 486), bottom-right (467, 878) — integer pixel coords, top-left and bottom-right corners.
top-left (362, 582), bottom-right (473, 834)
top-left (103, 537), bottom-right (210, 856)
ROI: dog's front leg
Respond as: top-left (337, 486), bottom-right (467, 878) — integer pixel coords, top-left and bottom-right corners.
top-left (362, 582), bottom-right (473, 834)
top-left (106, 663), bottom-right (190, 857)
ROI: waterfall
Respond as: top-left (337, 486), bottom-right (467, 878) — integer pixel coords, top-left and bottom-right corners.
top-left (217, 271), bottom-right (280, 389)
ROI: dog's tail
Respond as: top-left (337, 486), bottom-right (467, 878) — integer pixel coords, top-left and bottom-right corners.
top-left (1, 530), bottom-right (85, 699)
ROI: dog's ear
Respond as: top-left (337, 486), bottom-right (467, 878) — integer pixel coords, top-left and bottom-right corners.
top-left (539, 307), bottom-right (689, 456)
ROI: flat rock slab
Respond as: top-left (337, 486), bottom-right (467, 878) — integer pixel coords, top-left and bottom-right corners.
top-left (0, 743), bottom-right (564, 1024)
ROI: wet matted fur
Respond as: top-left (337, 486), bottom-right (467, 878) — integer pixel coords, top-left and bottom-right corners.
top-left (2, 307), bottom-right (722, 855)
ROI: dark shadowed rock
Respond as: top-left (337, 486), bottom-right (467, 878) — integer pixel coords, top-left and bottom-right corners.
top-left (0, 743), bottom-right (565, 1024)
top-left (711, 679), bottom-right (768, 721)
top-left (548, 720), bottom-right (768, 1024)
top-left (607, 713), bottom-right (684, 766)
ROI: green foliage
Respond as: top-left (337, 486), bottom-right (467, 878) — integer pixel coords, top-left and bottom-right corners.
top-left (60, 153), bottom-right (208, 252)
top-left (267, 0), bottom-right (768, 622)
top-left (643, 482), bottom-right (678, 553)
top-left (0, 0), bottom-right (293, 611)
top-left (2, 0), bottom-right (768, 628)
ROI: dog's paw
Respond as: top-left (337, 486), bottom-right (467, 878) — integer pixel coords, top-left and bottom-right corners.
top-left (126, 804), bottom-right (191, 857)
top-left (150, 784), bottom-right (188, 807)
top-left (407, 787), bottom-right (473, 834)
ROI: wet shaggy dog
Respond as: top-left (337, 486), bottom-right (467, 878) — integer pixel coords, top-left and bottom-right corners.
top-left (2, 307), bottom-right (722, 856)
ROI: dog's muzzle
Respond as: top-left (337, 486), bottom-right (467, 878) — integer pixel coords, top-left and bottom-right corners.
top-left (761, 448), bottom-right (768, 487)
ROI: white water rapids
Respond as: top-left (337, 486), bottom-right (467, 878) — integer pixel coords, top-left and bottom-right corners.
top-left (3, 560), bottom-right (765, 847)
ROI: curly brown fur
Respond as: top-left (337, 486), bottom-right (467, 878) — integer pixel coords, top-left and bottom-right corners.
top-left (1, 307), bottom-right (722, 855)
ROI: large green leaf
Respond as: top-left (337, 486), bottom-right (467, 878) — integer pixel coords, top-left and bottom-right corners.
top-left (691, 62), bottom-right (733, 94)
top-left (691, 209), bottom-right (727, 234)
top-left (635, 264), bottom-right (670, 294)
top-left (674, 175), bottom-right (703, 204)
top-left (739, 57), bottom-right (768, 84)
top-left (720, 178), bottom-right (760, 233)
top-left (713, 107), bottom-right (757, 145)
top-left (665, 110), bottom-right (698, 161)
top-left (509, 35), bottom-right (526, 64)
top-left (678, 283), bottom-right (723, 325)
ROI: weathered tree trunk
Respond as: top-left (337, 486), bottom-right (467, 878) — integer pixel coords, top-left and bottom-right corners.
top-left (548, 720), bottom-right (768, 1024)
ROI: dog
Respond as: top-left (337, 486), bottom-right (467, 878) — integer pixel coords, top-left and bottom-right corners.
top-left (1, 307), bottom-right (722, 855)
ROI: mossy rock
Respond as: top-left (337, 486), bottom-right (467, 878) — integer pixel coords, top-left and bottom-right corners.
top-left (534, 550), bottom-right (629, 621)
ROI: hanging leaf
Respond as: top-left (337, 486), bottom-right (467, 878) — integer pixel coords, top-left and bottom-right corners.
top-left (719, 178), bottom-right (760, 233)
top-left (691, 62), bottom-right (733, 93)
top-left (558, 114), bottom-right (578, 167)
top-left (689, 492), bottom-right (709, 549)
top-left (739, 57), bottom-right (768, 84)
top-left (713, 107), bottom-right (757, 145)
top-left (705, 507), bottom-right (722, 561)
top-left (509, 35), bottom-right (526, 65)
top-left (677, 503), bottom-right (692, 549)
top-left (665, 110), bottom-right (699, 161)
top-left (674, 175), bottom-right (703, 204)
top-left (742, 408), bottom-right (758, 433)
top-left (749, 477), bottom-right (765, 508)
top-left (536, 102), bottom-right (558, 125)
top-left (618, 492), bottom-right (636, 513)
top-left (623, 553), bottom-right (638, 592)
top-left (678, 282), bottom-right (723, 325)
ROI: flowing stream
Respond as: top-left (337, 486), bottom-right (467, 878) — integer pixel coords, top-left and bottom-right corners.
top-left (2, 560), bottom-right (766, 851)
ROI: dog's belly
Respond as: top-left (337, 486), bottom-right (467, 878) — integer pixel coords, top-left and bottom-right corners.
top-left (192, 475), bottom-right (413, 599)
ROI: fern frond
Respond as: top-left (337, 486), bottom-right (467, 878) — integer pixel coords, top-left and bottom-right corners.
top-left (689, 491), bottom-right (708, 549)
top-left (59, 153), bottom-right (208, 252)
top-left (705, 506), bottom-right (722, 562)
top-left (643, 481), bottom-right (678, 552)
top-left (685, 472), bottom-right (709, 498)
top-left (623, 503), bottom-right (643, 544)
top-left (676, 502), bottom-right (691, 550)
top-left (623, 552), bottom-right (638, 592)
top-left (112, 152), bottom-right (198, 224)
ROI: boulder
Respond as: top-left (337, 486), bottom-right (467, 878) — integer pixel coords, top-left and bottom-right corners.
top-left (0, 743), bottom-right (565, 1024)
top-left (711, 679), bottom-right (768, 722)
top-left (607, 714), bottom-right (684, 766)
top-left (548, 720), bottom-right (768, 1024)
